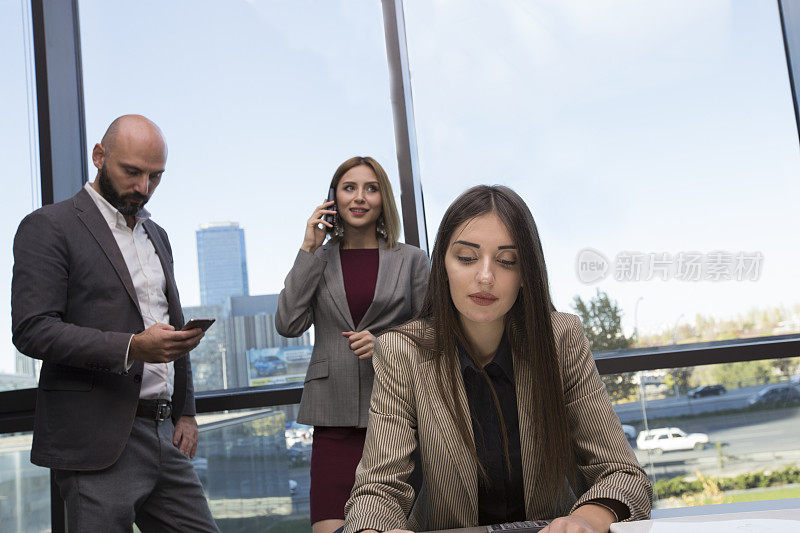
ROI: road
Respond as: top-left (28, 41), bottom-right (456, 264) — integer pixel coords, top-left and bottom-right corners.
top-left (284, 406), bottom-right (800, 508)
top-left (614, 383), bottom-right (794, 423)
top-left (289, 464), bottom-right (311, 516)
top-left (632, 406), bottom-right (800, 481)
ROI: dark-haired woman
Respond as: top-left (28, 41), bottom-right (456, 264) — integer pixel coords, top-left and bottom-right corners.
top-left (343, 185), bottom-right (651, 533)
top-left (275, 156), bottom-right (429, 533)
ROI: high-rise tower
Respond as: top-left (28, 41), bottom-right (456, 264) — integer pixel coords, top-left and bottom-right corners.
top-left (196, 222), bottom-right (249, 307)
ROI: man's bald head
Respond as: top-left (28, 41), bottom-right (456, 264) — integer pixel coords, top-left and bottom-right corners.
top-left (100, 114), bottom-right (167, 158)
top-left (91, 115), bottom-right (169, 220)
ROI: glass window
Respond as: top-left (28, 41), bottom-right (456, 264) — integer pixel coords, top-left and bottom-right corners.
top-left (0, 432), bottom-right (50, 532)
top-left (1, 2), bottom-right (46, 530)
top-left (404, 0), bottom-right (800, 348)
top-left (78, 0), bottom-right (400, 391)
top-left (194, 406), bottom-right (312, 532)
top-left (0, 0), bottom-right (40, 390)
top-left (609, 355), bottom-right (800, 509)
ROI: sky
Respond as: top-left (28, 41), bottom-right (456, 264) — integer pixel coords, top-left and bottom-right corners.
top-left (1, 0), bottom-right (799, 373)
top-left (402, 0), bottom-right (800, 336)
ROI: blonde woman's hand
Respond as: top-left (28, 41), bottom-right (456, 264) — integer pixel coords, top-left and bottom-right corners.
top-left (342, 330), bottom-right (376, 359)
top-left (301, 199), bottom-right (336, 254)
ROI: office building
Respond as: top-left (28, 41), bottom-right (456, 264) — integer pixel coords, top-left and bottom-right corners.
top-left (196, 222), bottom-right (249, 308)
top-left (227, 294), bottom-right (312, 389)
top-left (15, 350), bottom-right (39, 379)
top-left (183, 295), bottom-right (312, 391)
top-left (182, 304), bottom-right (228, 392)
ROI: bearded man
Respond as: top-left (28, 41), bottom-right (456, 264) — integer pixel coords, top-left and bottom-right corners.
top-left (12, 115), bottom-right (219, 532)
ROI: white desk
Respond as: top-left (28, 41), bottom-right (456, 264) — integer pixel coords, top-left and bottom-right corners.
top-left (423, 499), bottom-right (800, 533)
top-left (610, 508), bottom-right (800, 532)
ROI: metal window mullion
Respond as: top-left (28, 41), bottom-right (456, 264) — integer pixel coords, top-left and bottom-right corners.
top-left (594, 336), bottom-right (800, 374)
top-left (31, 0), bottom-right (87, 207)
top-left (2, 334), bottom-right (798, 431)
top-left (779, 0), bottom-right (800, 148)
top-left (381, 0), bottom-right (428, 254)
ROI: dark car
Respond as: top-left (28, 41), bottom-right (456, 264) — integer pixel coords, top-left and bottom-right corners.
top-left (254, 355), bottom-right (287, 377)
top-left (688, 384), bottom-right (726, 399)
top-left (287, 441), bottom-right (312, 466)
top-left (748, 385), bottom-right (800, 407)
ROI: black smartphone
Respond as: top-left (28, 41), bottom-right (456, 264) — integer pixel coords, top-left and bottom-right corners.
top-left (182, 318), bottom-right (215, 332)
top-left (323, 186), bottom-right (337, 226)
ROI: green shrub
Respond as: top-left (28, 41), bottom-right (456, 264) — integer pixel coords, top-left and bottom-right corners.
top-left (654, 464), bottom-right (800, 498)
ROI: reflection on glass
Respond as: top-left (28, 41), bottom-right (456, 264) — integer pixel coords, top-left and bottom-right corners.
top-left (184, 300), bottom-right (313, 393)
top-left (195, 407), bottom-right (312, 532)
top-left (0, 433), bottom-right (50, 533)
top-left (1, 0), bottom-right (40, 387)
top-left (608, 356), bottom-right (800, 508)
top-left (79, 0), bottom-right (399, 392)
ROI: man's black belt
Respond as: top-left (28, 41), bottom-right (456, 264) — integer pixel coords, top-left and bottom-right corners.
top-left (136, 399), bottom-right (172, 421)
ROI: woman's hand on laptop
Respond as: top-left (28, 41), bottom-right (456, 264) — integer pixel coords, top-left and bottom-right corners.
top-left (542, 502), bottom-right (616, 533)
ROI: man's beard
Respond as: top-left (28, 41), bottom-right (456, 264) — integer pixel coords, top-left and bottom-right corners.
top-left (97, 165), bottom-right (149, 216)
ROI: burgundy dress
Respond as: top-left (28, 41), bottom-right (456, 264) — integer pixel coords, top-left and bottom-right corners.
top-left (309, 248), bottom-right (379, 523)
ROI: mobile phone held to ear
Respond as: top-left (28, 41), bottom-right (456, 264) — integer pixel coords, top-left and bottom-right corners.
top-left (182, 318), bottom-right (215, 332)
top-left (323, 186), bottom-right (337, 226)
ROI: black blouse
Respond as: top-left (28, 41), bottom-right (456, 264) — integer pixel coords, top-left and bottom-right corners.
top-left (458, 335), bottom-right (629, 525)
top-left (458, 334), bottom-right (526, 525)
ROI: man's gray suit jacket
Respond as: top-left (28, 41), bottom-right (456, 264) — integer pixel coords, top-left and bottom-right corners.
top-left (11, 188), bottom-right (194, 471)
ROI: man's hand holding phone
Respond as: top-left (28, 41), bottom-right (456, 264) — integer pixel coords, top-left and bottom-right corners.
top-left (182, 318), bottom-right (215, 332)
top-left (129, 323), bottom-right (205, 364)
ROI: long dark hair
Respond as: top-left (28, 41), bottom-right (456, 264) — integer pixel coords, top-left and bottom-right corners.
top-left (398, 185), bottom-right (573, 507)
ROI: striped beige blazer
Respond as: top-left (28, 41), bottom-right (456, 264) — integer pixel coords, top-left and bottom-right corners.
top-left (343, 312), bottom-right (652, 532)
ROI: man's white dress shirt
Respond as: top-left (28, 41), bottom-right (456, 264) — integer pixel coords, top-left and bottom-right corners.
top-left (85, 182), bottom-right (174, 400)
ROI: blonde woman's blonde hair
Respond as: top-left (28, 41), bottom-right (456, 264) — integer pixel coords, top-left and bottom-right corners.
top-left (326, 156), bottom-right (401, 248)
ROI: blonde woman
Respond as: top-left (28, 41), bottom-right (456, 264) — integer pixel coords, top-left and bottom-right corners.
top-left (276, 156), bottom-right (429, 533)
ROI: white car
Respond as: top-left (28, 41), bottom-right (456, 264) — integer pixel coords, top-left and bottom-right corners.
top-left (636, 427), bottom-right (709, 454)
top-left (285, 422), bottom-right (314, 449)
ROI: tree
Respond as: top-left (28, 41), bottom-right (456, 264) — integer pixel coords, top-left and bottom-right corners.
top-left (712, 360), bottom-right (773, 389)
top-left (771, 356), bottom-right (800, 378)
top-left (572, 290), bottom-right (636, 402)
top-left (663, 368), bottom-right (692, 395)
